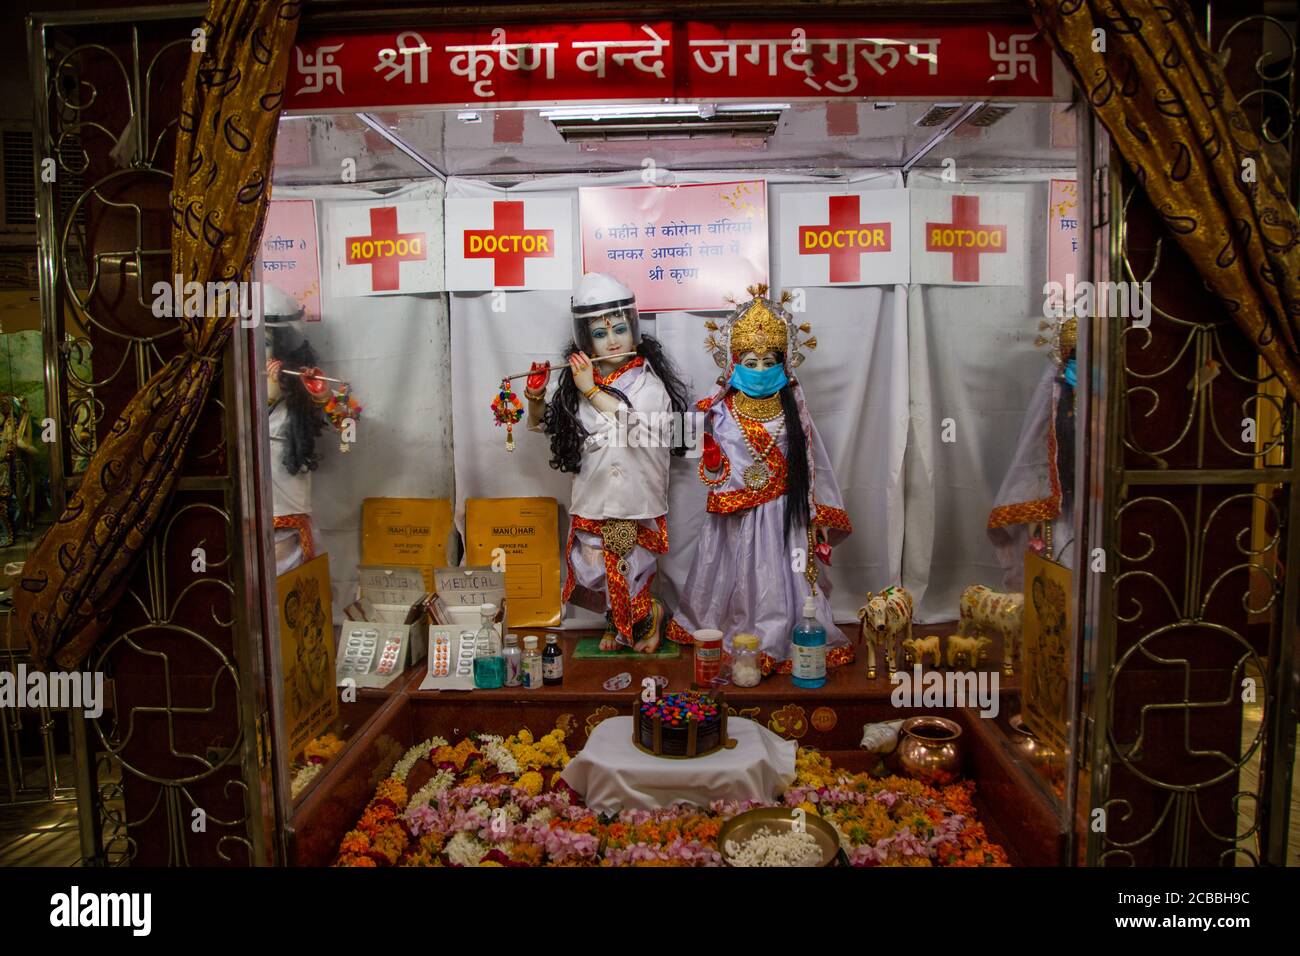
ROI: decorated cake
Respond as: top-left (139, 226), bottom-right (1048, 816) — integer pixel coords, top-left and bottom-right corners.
top-left (633, 690), bottom-right (728, 758)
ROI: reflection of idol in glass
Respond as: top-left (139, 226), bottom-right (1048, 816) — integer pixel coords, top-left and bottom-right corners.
top-left (285, 575), bottom-right (330, 714)
top-left (1030, 572), bottom-right (1069, 724)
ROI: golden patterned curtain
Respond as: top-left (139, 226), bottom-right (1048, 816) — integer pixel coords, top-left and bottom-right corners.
top-left (1027, 0), bottom-right (1300, 400)
top-left (18, 0), bottom-right (300, 669)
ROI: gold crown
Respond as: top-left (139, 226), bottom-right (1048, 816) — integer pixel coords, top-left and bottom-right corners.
top-left (729, 299), bottom-right (789, 356)
top-left (705, 284), bottom-right (815, 372)
top-left (1036, 314), bottom-right (1078, 369)
top-left (1059, 315), bottom-right (1077, 356)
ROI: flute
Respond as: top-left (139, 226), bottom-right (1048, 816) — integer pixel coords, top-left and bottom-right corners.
top-left (279, 367), bottom-right (347, 386)
top-left (501, 350), bottom-right (640, 384)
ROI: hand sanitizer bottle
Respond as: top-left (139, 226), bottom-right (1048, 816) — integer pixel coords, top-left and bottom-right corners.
top-left (473, 603), bottom-right (504, 689)
top-left (791, 596), bottom-right (827, 689)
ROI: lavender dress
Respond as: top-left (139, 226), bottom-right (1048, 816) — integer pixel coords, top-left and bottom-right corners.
top-left (668, 388), bottom-right (852, 671)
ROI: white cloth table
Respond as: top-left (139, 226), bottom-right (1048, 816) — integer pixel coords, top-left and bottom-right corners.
top-left (561, 717), bottom-right (796, 813)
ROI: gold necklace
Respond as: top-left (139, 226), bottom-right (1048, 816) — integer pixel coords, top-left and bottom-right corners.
top-left (732, 391), bottom-right (783, 421)
top-left (729, 396), bottom-right (785, 491)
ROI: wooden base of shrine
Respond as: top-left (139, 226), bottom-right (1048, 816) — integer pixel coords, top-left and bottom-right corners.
top-left (291, 624), bottom-right (1065, 867)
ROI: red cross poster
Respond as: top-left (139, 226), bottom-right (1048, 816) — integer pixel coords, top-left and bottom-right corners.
top-left (444, 197), bottom-right (572, 290)
top-left (910, 189), bottom-right (1025, 286)
top-left (777, 188), bottom-right (910, 286)
top-left (579, 180), bottom-right (768, 312)
top-left (326, 198), bottom-right (444, 297)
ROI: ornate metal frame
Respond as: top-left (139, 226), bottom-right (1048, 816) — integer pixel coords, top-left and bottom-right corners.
top-left (19, 0), bottom-right (1297, 869)
top-left (1083, 8), bottom-right (1299, 867)
top-left (27, 3), bottom-right (275, 865)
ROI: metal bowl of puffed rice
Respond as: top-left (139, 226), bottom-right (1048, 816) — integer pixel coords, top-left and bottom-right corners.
top-left (718, 807), bottom-right (845, 867)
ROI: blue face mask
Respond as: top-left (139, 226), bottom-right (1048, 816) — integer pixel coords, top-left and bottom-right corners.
top-left (729, 363), bottom-right (788, 397)
top-left (1062, 357), bottom-right (1077, 388)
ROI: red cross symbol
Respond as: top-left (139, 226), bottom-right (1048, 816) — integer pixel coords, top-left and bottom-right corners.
top-left (344, 206), bottom-right (428, 292)
top-left (463, 200), bottom-right (555, 287)
top-left (925, 195), bottom-right (1007, 282)
top-left (797, 195), bottom-right (892, 283)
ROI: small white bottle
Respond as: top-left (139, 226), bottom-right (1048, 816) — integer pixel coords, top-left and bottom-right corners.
top-left (521, 635), bottom-right (543, 690)
top-left (502, 634), bottom-right (522, 687)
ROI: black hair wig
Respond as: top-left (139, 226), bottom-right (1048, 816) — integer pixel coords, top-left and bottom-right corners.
top-left (267, 326), bottom-right (326, 476)
top-left (1055, 349), bottom-right (1076, 516)
top-left (778, 361), bottom-right (811, 542)
top-left (540, 334), bottom-right (690, 474)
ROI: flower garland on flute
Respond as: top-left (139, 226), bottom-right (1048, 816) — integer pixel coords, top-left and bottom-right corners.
top-left (323, 385), bottom-right (362, 453)
top-left (491, 378), bottom-right (523, 451)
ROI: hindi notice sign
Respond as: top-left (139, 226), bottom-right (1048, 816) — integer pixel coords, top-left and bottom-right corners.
top-left (579, 180), bottom-right (768, 312)
top-left (259, 199), bottom-right (322, 321)
top-left (1046, 179), bottom-right (1080, 293)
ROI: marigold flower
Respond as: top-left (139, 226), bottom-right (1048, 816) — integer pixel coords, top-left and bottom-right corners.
top-left (517, 771), bottom-right (544, 797)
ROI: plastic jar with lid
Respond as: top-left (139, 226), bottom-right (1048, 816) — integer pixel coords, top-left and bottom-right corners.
top-left (730, 633), bottom-right (762, 687)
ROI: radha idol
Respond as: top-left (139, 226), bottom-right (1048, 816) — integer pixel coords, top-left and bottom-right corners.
top-left (523, 273), bottom-right (690, 652)
top-left (667, 285), bottom-right (853, 675)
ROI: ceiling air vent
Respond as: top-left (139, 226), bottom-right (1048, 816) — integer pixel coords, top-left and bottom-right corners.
top-left (542, 104), bottom-right (786, 142)
top-left (0, 124), bottom-right (86, 239)
top-left (915, 104), bottom-right (963, 128)
top-left (1, 127), bottom-right (36, 235)
top-left (967, 105), bottom-right (1015, 128)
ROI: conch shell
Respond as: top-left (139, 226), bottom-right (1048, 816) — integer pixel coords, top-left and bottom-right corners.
top-left (860, 719), bottom-right (905, 754)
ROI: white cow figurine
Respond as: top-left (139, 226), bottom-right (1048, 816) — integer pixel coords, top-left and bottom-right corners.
top-left (857, 586), bottom-right (914, 678)
top-left (958, 584), bottom-right (1024, 675)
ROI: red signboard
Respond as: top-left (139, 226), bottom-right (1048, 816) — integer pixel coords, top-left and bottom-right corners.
top-left (286, 20), bottom-right (1061, 112)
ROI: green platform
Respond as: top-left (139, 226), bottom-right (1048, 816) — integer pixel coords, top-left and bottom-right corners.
top-left (571, 636), bottom-right (682, 661)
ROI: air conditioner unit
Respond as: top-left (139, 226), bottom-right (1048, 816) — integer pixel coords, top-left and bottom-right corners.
top-left (542, 104), bottom-right (788, 142)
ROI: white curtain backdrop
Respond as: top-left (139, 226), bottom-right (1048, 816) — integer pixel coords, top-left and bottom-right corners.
top-left (270, 166), bottom-right (1069, 627)
top-left (448, 170), bottom-right (907, 628)
top-left (902, 169), bottom-right (1071, 622)
top-left (266, 180), bottom-right (454, 615)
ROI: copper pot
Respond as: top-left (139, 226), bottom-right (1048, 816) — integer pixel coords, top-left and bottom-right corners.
top-left (1008, 714), bottom-right (1060, 771)
top-left (897, 716), bottom-right (963, 785)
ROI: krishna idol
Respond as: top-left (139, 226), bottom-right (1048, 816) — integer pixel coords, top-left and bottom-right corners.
top-left (666, 285), bottom-right (853, 676)
top-left (521, 273), bottom-right (690, 652)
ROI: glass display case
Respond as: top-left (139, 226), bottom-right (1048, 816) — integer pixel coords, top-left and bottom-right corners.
top-left (248, 86), bottom-right (1089, 865)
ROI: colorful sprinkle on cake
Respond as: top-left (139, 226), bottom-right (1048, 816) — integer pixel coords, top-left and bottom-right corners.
top-left (640, 690), bottom-right (719, 724)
